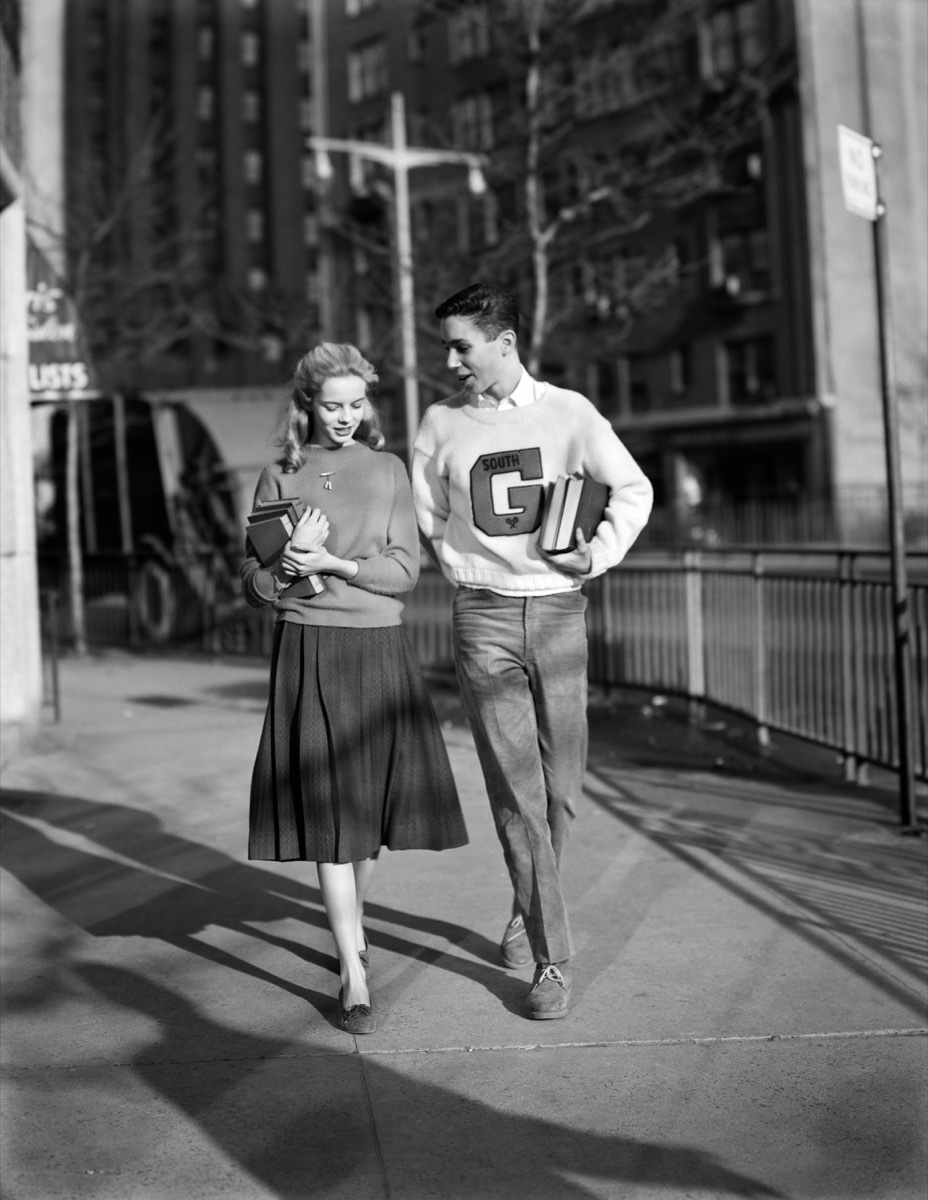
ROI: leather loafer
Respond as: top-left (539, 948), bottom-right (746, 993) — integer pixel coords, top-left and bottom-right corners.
top-left (338, 988), bottom-right (375, 1035)
top-left (525, 962), bottom-right (571, 1020)
top-left (500, 913), bottom-right (533, 968)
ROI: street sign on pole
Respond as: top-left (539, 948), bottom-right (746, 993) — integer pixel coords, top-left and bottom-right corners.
top-left (837, 124), bottom-right (880, 222)
top-left (837, 126), bottom-right (919, 830)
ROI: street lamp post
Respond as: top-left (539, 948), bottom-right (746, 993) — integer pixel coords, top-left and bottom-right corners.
top-left (308, 90), bottom-right (486, 463)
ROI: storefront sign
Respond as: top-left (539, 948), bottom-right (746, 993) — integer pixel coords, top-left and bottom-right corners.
top-left (27, 240), bottom-right (100, 400)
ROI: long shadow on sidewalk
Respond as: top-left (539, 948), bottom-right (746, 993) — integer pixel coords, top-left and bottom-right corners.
top-left (583, 750), bottom-right (928, 1017)
top-left (0, 788), bottom-right (506, 1021)
top-left (30, 960), bottom-right (781, 1199)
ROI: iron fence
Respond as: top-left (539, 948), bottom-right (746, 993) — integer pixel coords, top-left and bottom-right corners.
top-left (38, 547), bottom-right (928, 784)
top-left (586, 549), bottom-right (928, 784)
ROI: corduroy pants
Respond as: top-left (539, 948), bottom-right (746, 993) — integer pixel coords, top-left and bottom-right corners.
top-left (452, 587), bottom-right (588, 965)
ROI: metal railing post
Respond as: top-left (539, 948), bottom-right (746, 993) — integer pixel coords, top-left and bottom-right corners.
top-left (601, 569), bottom-right (615, 692)
top-left (839, 551), bottom-right (860, 782)
top-left (752, 551), bottom-right (770, 747)
top-left (45, 590), bottom-right (61, 723)
top-left (684, 550), bottom-right (705, 720)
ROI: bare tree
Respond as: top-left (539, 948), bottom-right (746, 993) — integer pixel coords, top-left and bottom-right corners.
top-left (410, 0), bottom-right (781, 376)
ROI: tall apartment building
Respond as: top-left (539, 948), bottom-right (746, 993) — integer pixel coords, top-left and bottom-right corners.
top-left (53, 0), bottom-right (324, 555)
top-left (55, 0), bottom-right (927, 546)
top-left (315, 0), bottom-right (927, 542)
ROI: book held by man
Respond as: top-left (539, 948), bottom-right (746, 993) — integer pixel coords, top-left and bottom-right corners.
top-left (538, 475), bottom-right (610, 553)
top-left (246, 497), bottom-right (326, 597)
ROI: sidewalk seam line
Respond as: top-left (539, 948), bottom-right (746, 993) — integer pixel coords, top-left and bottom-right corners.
top-left (357, 1050), bottom-right (392, 1200)
top-left (3, 1027), bottom-right (925, 1073)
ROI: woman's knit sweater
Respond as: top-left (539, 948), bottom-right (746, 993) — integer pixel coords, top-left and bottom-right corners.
top-left (240, 442), bottom-right (419, 627)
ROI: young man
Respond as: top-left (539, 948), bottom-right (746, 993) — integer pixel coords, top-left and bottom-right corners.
top-left (412, 283), bottom-right (652, 1020)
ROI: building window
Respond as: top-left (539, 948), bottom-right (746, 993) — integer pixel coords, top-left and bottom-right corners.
top-left (299, 98), bottom-right (314, 130)
top-left (669, 346), bottom-right (692, 395)
top-left (483, 191), bottom-right (499, 247)
top-left (626, 355), bottom-right (650, 413)
top-left (243, 89), bottom-right (261, 123)
top-left (246, 209), bottom-right (265, 242)
top-left (197, 86), bottom-right (216, 121)
top-left (196, 149), bottom-right (219, 183)
top-left (408, 23), bottom-right (426, 63)
top-left (726, 336), bottom-right (775, 404)
top-left (735, 1), bottom-right (764, 66)
top-left (719, 228), bottom-right (770, 293)
top-left (301, 154), bottom-right (315, 188)
top-left (241, 31), bottom-right (260, 67)
top-left (197, 24), bottom-right (215, 61)
top-left (356, 306), bottom-right (373, 350)
top-left (347, 39), bottom-right (387, 102)
top-left (595, 360), bottom-right (618, 413)
top-left (450, 91), bottom-right (494, 151)
top-left (304, 213), bottom-right (318, 246)
top-left (703, 0), bottom-right (764, 81)
top-left (244, 150), bottom-right (264, 184)
top-left (575, 44), bottom-right (635, 118)
top-left (448, 4), bottom-right (490, 64)
top-left (298, 39), bottom-right (311, 73)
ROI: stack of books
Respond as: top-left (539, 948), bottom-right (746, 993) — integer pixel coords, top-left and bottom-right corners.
top-left (538, 475), bottom-right (610, 554)
top-left (246, 497), bottom-right (326, 598)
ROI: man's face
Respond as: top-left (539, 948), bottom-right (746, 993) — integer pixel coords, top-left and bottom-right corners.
top-left (440, 315), bottom-right (508, 399)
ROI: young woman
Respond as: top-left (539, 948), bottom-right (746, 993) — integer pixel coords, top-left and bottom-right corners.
top-left (242, 342), bottom-right (467, 1035)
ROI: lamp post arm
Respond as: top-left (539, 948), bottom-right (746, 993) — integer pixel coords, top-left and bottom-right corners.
top-left (307, 91), bottom-right (489, 463)
top-left (306, 135), bottom-right (486, 175)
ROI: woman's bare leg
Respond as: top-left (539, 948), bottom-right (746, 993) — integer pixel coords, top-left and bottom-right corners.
top-left (317, 861), bottom-right (369, 1009)
top-left (353, 855), bottom-right (378, 952)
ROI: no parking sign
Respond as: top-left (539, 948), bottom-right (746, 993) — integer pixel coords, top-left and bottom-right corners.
top-left (837, 124), bottom-right (880, 221)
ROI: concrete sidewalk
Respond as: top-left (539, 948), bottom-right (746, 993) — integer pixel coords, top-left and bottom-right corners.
top-left (1, 651), bottom-right (925, 1200)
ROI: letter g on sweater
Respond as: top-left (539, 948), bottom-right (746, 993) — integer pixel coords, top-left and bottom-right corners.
top-left (470, 447), bottom-right (544, 537)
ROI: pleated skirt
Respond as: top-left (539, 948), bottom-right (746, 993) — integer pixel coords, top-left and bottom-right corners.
top-left (248, 621), bottom-right (468, 862)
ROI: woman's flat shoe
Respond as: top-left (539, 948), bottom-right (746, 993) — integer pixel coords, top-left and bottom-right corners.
top-left (338, 987), bottom-right (375, 1035)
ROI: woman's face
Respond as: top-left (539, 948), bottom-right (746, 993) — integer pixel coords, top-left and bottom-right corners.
top-left (311, 374), bottom-right (367, 448)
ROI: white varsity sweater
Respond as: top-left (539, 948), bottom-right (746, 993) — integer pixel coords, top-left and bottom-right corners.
top-left (412, 379), bottom-right (653, 594)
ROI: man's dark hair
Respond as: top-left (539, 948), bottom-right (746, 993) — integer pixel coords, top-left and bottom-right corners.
top-left (434, 282), bottom-right (520, 340)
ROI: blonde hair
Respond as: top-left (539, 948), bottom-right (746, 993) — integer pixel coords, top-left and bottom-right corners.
top-left (280, 342), bottom-right (385, 472)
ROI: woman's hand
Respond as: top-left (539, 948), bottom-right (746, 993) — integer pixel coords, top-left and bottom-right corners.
top-left (278, 508), bottom-right (329, 577)
top-left (291, 507), bottom-right (329, 551)
top-left (280, 545), bottom-right (359, 581)
top-left (538, 528), bottom-right (593, 576)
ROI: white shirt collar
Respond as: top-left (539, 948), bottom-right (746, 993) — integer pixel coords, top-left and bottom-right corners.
top-left (476, 368), bottom-right (536, 410)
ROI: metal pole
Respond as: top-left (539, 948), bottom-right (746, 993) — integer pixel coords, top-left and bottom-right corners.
top-left (307, 0), bottom-right (335, 338)
top-left (391, 91), bottom-right (419, 466)
top-left (870, 148), bottom-right (918, 829)
top-left (65, 404), bottom-right (87, 655)
top-left (112, 391), bottom-right (134, 553)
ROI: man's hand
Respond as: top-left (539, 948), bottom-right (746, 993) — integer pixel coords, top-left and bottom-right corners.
top-left (538, 528), bottom-right (593, 576)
